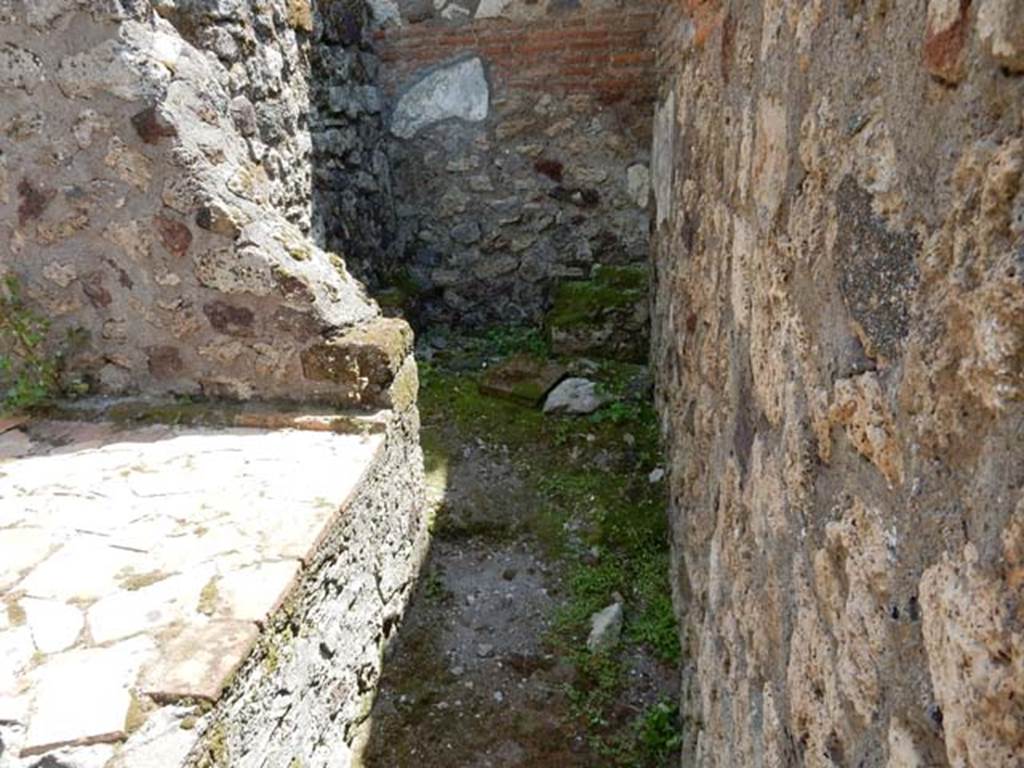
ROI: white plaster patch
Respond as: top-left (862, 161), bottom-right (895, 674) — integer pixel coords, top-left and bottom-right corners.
top-left (476, 0), bottom-right (514, 19)
top-left (366, 0), bottom-right (402, 26)
top-left (391, 57), bottom-right (489, 139)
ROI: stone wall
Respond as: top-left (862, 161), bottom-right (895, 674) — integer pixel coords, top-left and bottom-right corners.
top-left (374, 0), bottom-right (658, 333)
top-left (0, 0), bottom-right (401, 407)
top-left (653, 2), bottom-right (1024, 766)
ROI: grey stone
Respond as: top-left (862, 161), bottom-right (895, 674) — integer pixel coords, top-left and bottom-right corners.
top-left (391, 57), bottom-right (489, 139)
top-left (0, 44), bottom-right (43, 92)
top-left (978, 0), bottom-right (1024, 71)
top-left (543, 378), bottom-right (608, 415)
top-left (475, 0), bottom-right (513, 18)
top-left (627, 163), bottom-right (650, 208)
top-left (450, 220), bottom-right (482, 244)
top-left (366, 0), bottom-right (401, 26)
top-left (586, 603), bottom-right (623, 653)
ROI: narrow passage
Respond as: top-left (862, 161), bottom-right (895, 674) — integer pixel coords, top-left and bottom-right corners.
top-left (359, 329), bottom-right (681, 767)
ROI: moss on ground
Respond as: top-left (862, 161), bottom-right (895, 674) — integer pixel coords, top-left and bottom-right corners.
top-left (416, 325), bottom-right (681, 765)
top-left (6, 598), bottom-right (26, 627)
top-left (546, 265), bottom-right (647, 331)
top-left (119, 569), bottom-right (170, 591)
top-left (197, 577), bottom-right (221, 617)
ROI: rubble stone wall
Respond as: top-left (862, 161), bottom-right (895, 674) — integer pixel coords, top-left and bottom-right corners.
top-left (653, 2), bottom-right (1024, 766)
top-left (374, 0), bottom-right (659, 329)
top-left (0, 0), bottom-right (401, 407)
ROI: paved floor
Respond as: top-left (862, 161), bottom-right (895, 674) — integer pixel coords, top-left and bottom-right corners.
top-left (0, 419), bottom-right (382, 762)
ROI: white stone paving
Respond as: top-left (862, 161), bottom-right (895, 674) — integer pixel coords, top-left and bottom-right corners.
top-left (0, 419), bottom-right (384, 763)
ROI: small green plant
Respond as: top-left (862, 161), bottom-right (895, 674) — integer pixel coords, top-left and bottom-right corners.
top-left (481, 325), bottom-right (549, 358)
top-left (635, 698), bottom-right (683, 762)
top-left (423, 567), bottom-right (451, 603)
top-left (588, 398), bottom-right (643, 425)
top-left (0, 275), bottom-right (59, 413)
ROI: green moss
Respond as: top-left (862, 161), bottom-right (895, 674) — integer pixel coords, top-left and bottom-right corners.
top-left (105, 400), bottom-right (226, 428)
top-left (197, 577), bottom-right (220, 617)
top-left (119, 569), bottom-right (169, 591)
top-left (198, 721), bottom-right (229, 768)
top-left (374, 288), bottom-right (407, 310)
top-left (124, 691), bottom-right (149, 734)
top-left (546, 265), bottom-right (647, 331)
top-left (416, 337), bottom-right (679, 763)
top-left (263, 621), bottom-right (294, 674)
top-left (6, 599), bottom-right (26, 627)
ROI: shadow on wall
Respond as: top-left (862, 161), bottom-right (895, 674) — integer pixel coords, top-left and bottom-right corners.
top-left (0, 0), bottom-right (413, 407)
top-left (309, 1), bottom-right (401, 286)
top-left (371, 0), bottom-right (660, 333)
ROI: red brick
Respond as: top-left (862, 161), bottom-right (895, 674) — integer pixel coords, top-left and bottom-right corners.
top-left (610, 50), bottom-right (655, 66)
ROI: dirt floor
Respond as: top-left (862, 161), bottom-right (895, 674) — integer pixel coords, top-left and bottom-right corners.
top-left (356, 330), bottom-right (681, 767)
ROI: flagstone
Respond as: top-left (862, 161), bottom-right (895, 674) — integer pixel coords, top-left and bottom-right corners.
top-left (0, 429), bottom-right (32, 460)
top-left (87, 568), bottom-right (213, 645)
top-left (140, 620), bottom-right (259, 702)
top-left (214, 559), bottom-right (301, 624)
top-left (21, 636), bottom-right (156, 756)
top-left (22, 598), bottom-right (84, 654)
top-left (0, 527), bottom-right (57, 591)
top-left (18, 540), bottom-right (150, 602)
top-left (106, 705), bottom-right (204, 768)
top-left (0, 626), bottom-right (36, 696)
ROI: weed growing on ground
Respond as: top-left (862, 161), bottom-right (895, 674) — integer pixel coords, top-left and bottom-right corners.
top-left (423, 567), bottom-right (452, 604)
top-left (417, 325), bottom-right (682, 765)
top-left (635, 698), bottom-right (684, 762)
top-left (480, 324), bottom-right (550, 358)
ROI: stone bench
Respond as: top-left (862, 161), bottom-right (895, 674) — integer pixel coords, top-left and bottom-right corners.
top-left (0, 406), bottom-right (426, 768)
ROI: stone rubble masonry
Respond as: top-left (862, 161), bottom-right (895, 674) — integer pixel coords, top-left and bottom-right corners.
top-left (0, 0), bottom-right (403, 407)
top-left (374, 0), bottom-right (659, 329)
top-left (653, 1), bottom-right (1024, 767)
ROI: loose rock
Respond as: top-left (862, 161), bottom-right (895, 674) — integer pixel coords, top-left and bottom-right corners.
top-left (543, 378), bottom-right (608, 416)
top-left (586, 602), bottom-right (623, 653)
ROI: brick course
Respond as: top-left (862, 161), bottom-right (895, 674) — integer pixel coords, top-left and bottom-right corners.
top-left (375, 4), bottom-right (660, 103)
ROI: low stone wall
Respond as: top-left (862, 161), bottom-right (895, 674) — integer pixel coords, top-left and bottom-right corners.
top-left (373, 0), bottom-right (658, 331)
top-left (653, 2), bottom-right (1024, 766)
top-left (0, 400), bottom-right (427, 768)
top-left (186, 405), bottom-right (428, 768)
